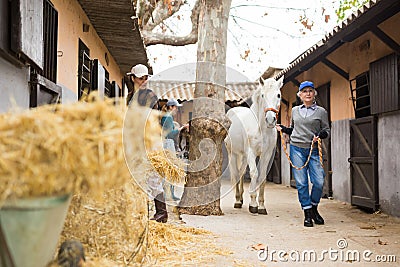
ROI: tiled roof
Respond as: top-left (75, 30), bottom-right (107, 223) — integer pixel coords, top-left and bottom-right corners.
top-left (148, 80), bottom-right (258, 101)
top-left (275, 0), bottom-right (384, 80)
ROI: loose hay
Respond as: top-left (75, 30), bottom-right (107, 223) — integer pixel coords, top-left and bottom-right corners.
top-left (61, 184), bottom-right (230, 266)
top-left (0, 99), bottom-right (160, 202)
top-left (0, 97), bottom-right (225, 266)
top-left (60, 182), bottom-right (148, 265)
top-left (144, 221), bottom-right (231, 266)
top-left (147, 150), bottom-right (186, 184)
top-left (0, 98), bottom-right (162, 265)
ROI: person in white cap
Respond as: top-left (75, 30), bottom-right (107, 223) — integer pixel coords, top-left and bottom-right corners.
top-left (126, 64), bottom-right (166, 222)
top-left (126, 64), bottom-right (159, 109)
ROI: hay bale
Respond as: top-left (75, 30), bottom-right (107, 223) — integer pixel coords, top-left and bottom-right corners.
top-left (0, 99), bottom-right (160, 202)
top-left (61, 182), bottom-right (148, 265)
top-left (0, 97), bottom-right (216, 265)
top-left (0, 99), bottom-right (162, 264)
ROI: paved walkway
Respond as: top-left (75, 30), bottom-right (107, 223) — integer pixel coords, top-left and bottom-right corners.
top-left (180, 180), bottom-right (400, 266)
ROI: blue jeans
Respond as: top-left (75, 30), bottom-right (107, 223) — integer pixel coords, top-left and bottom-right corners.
top-left (290, 144), bottom-right (325, 210)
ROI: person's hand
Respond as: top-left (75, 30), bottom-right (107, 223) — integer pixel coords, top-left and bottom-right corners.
top-left (179, 124), bottom-right (189, 131)
top-left (312, 135), bottom-right (319, 143)
top-left (275, 124), bottom-right (282, 131)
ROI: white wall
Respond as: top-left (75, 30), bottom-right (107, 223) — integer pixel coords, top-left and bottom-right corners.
top-left (0, 57), bottom-right (30, 113)
top-left (60, 84), bottom-right (78, 104)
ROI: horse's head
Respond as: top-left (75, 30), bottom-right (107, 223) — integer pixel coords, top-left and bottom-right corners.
top-left (252, 76), bottom-right (284, 128)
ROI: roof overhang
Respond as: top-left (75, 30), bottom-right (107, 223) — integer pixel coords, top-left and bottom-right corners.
top-left (77, 0), bottom-right (149, 75)
top-left (148, 80), bottom-right (258, 102)
top-left (275, 0), bottom-right (400, 84)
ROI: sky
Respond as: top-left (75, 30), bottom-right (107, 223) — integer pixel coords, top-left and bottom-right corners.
top-left (147, 0), bottom-right (342, 82)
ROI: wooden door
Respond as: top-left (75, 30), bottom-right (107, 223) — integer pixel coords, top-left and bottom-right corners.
top-left (348, 116), bottom-right (379, 210)
top-left (315, 83), bottom-right (332, 197)
top-left (267, 135), bottom-right (281, 184)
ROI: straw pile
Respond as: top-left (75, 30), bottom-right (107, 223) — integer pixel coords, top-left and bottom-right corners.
top-left (62, 180), bottom-right (228, 266)
top-left (0, 97), bottom-right (226, 265)
top-left (0, 99), bottom-right (160, 202)
top-left (143, 221), bottom-right (232, 266)
top-left (60, 182), bottom-right (148, 265)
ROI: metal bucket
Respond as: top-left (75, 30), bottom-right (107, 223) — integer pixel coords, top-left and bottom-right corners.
top-left (0, 194), bottom-right (71, 267)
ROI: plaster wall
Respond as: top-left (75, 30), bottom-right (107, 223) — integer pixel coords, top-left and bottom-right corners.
top-left (180, 100), bottom-right (193, 125)
top-left (52, 0), bottom-right (122, 94)
top-left (379, 11), bottom-right (400, 45)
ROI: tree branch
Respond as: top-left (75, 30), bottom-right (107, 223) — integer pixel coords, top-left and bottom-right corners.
top-left (142, 0), bottom-right (185, 31)
top-left (142, 0), bottom-right (201, 46)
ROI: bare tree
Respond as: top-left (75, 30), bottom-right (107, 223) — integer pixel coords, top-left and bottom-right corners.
top-left (136, 0), bottom-right (201, 46)
top-left (178, 0), bottom-right (232, 215)
top-left (134, 0), bottom-right (232, 215)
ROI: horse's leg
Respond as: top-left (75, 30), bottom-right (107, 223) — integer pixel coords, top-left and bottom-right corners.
top-left (247, 150), bottom-right (259, 214)
top-left (230, 153), bottom-right (242, 208)
top-left (237, 157), bottom-right (247, 205)
top-left (257, 151), bottom-right (274, 215)
top-left (257, 180), bottom-right (267, 215)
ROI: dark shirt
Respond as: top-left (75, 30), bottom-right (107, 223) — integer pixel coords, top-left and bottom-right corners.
top-left (129, 89), bottom-right (159, 110)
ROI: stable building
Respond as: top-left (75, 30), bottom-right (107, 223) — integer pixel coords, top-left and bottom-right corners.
top-left (0, 0), bottom-right (148, 111)
top-left (272, 0), bottom-right (400, 217)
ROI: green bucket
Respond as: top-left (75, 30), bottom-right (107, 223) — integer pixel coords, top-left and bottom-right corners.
top-left (0, 194), bottom-right (71, 267)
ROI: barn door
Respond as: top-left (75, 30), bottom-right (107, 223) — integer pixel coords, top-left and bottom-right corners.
top-left (348, 116), bottom-right (379, 210)
top-left (267, 132), bottom-right (281, 183)
top-left (315, 83), bottom-right (332, 197)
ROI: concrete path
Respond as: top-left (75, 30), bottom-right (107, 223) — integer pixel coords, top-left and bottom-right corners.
top-left (180, 180), bottom-right (400, 266)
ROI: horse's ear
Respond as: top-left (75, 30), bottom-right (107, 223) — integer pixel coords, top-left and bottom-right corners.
top-left (259, 77), bottom-right (264, 86)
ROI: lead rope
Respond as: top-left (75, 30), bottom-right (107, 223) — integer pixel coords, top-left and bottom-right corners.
top-left (279, 130), bottom-right (323, 170)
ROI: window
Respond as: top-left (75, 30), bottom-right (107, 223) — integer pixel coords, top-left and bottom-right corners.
top-left (104, 69), bottom-right (112, 97)
top-left (78, 39), bottom-right (91, 100)
top-left (30, 0), bottom-right (61, 108)
top-left (43, 0), bottom-right (58, 83)
top-left (350, 72), bottom-right (371, 118)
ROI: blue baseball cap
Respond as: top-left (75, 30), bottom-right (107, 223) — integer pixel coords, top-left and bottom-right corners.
top-left (299, 81), bottom-right (314, 91)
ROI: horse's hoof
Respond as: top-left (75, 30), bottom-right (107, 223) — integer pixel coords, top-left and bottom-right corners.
top-left (258, 209), bottom-right (268, 215)
top-left (249, 206), bottom-right (258, 214)
top-left (234, 203), bottom-right (242, 209)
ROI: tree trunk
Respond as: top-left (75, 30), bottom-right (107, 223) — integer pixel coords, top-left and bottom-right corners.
top-left (179, 0), bottom-right (232, 215)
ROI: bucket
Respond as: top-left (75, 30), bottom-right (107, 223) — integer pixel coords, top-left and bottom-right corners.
top-left (0, 194), bottom-right (71, 267)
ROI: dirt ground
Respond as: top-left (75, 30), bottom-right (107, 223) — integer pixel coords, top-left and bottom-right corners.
top-left (174, 180), bottom-right (400, 266)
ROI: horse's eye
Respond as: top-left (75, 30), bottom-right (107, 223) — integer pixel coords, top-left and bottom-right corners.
top-left (261, 94), bottom-right (264, 97)
top-left (277, 93), bottom-right (281, 98)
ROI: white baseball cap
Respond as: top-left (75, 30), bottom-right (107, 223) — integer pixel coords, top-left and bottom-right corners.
top-left (126, 64), bottom-right (150, 78)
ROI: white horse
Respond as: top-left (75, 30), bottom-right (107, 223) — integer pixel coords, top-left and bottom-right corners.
top-left (224, 76), bottom-right (283, 214)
